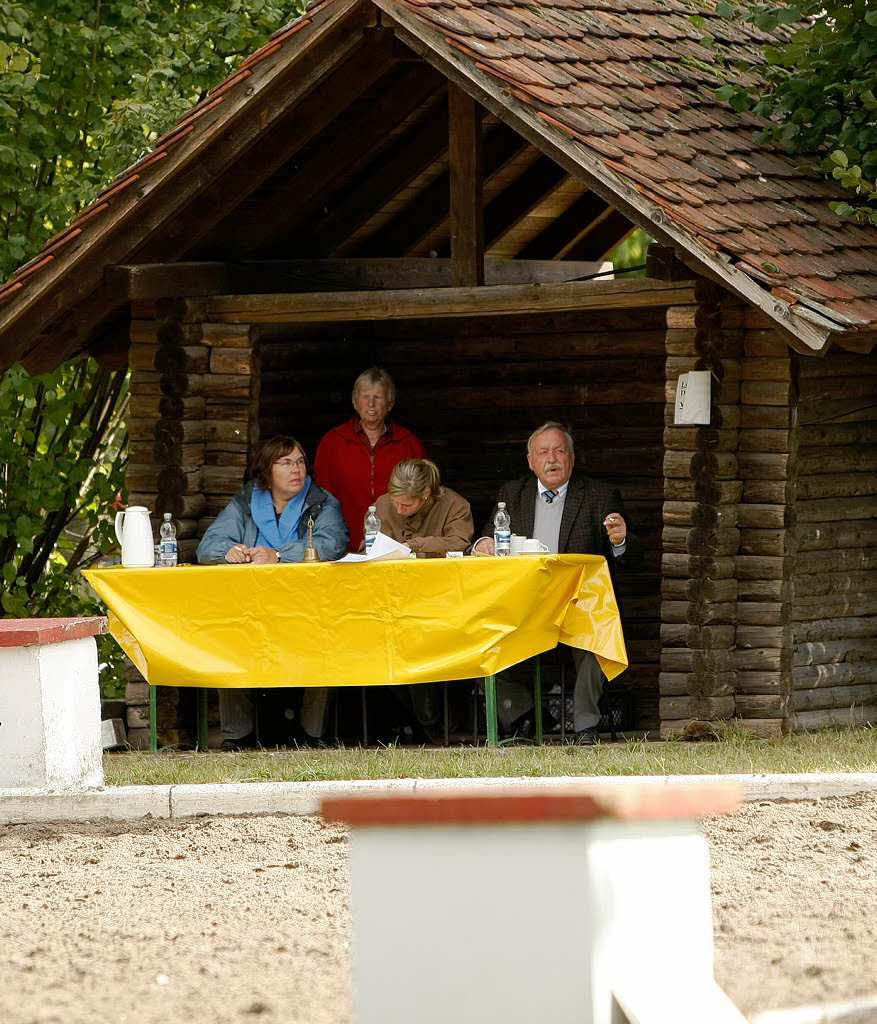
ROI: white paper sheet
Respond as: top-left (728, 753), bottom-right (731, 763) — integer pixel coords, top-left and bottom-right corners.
top-left (337, 531), bottom-right (412, 563)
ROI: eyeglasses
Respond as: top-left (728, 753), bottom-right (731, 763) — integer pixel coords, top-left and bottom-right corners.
top-left (274, 457), bottom-right (306, 470)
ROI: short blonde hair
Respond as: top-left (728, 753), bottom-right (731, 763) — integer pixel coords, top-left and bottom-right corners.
top-left (352, 367), bottom-right (395, 405)
top-left (527, 421), bottom-right (574, 454)
top-left (388, 459), bottom-right (442, 500)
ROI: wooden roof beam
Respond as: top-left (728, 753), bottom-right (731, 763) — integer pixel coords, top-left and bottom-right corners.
top-left (140, 30), bottom-right (397, 263)
top-left (292, 95), bottom-right (451, 258)
top-left (518, 191), bottom-right (611, 260)
top-left (207, 276), bottom-right (697, 322)
top-left (224, 65), bottom-right (446, 257)
top-left (447, 84), bottom-right (484, 287)
top-left (564, 209), bottom-right (635, 262)
top-left (351, 125), bottom-right (527, 257)
top-left (108, 257), bottom-right (613, 298)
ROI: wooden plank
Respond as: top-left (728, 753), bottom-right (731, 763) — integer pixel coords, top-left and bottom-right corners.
top-left (481, 158), bottom-right (568, 252)
top-left (793, 639), bottom-right (877, 666)
top-left (232, 64), bottom-right (446, 254)
top-left (351, 125), bottom-right (527, 258)
top-left (517, 190), bottom-right (610, 261)
top-left (791, 705), bottom-right (877, 729)
top-left (736, 694), bottom-right (786, 718)
top-left (309, 99), bottom-right (451, 258)
top-left (207, 278), bottom-right (697, 322)
top-left (447, 84), bottom-right (484, 287)
top-left (792, 665), bottom-right (877, 691)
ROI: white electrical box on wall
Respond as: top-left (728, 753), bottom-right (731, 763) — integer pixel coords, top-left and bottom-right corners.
top-left (674, 370), bottom-right (711, 425)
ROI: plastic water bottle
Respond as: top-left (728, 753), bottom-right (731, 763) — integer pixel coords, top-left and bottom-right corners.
top-left (494, 502), bottom-right (511, 557)
top-left (158, 513), bottom-right (178, 567)
top-left (364, 505), bottom-right (381, 552)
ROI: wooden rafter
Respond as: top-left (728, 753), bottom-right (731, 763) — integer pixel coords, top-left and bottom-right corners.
top-left (351, 125), bottom-right (527, 257)
top-left (564, 208), bottom-right (635, 262)
top-left (518, 191), bottom-right (611, 260)
top-left (138, 31), bottom-right (396, 262)
top-left (219, 64), bottom-right (446, 257)
top-left (447, 84), bottom-right (484, 287)
top-left (291, 93), bottom-right (451, 258)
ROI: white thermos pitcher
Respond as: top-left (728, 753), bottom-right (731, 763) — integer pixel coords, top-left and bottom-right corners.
top-left (114, 506), bottom-right (155, 567)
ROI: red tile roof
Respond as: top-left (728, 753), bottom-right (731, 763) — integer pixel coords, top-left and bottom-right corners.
top-left (373, 0), bottom-right (877, 346)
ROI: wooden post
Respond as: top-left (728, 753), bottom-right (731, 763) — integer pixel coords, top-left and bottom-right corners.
top-left (447, 84), bottom-right (484, 288)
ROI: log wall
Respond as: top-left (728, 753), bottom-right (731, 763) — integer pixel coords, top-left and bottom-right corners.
top-left (790, 345), bottom-right (877, 730)
top-left (257, 307), bottom-right (667, 731)
top-left (659, 283), bottom-right (743, 738)
top-left (126, 299), bottom-right (259, 560)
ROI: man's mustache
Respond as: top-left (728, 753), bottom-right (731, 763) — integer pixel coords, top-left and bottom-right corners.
top-left (544, 461), bottom-right (563, 471)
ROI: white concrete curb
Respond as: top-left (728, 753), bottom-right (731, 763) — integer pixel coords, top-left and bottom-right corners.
top-left (1, 772), bottom-right (876, 825)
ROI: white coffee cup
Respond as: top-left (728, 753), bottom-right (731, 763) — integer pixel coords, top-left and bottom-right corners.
top-left (520, 538), bottom-right (549, 554)
top-left (509, 534), bottom-right (526, 555)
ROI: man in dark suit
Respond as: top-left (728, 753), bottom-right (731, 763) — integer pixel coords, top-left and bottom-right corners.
top-left (473, 421), bottom-right (639, 743)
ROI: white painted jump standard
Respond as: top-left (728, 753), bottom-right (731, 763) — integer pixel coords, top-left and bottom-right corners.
top-left (0, 617), bottom-right (106, 790)
top-left (324, 785), bottom-right (747, 1024)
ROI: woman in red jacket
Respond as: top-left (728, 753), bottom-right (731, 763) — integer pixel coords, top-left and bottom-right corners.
top-left (314, 367), bottom-right (425, 551)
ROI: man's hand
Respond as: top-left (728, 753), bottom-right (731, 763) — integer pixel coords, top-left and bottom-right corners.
top-left (603, 513), bottom-right (627, 546)
top-left (248, 546), bottom-right (279, 564)
top-left (225, 544), bottom-right (250, 564)
top-left (472, 537), bottom-right (495, 556)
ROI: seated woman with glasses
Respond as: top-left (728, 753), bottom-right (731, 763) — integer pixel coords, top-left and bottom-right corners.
top-left (196, 435), bottom-right (348, 748)
top-left (197, 435), bottom-right (348, 565)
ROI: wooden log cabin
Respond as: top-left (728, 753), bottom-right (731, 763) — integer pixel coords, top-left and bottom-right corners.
top-left (1, 0), bottom-right (876, 739)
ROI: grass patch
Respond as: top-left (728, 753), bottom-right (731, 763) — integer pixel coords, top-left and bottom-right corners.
top-left (104, 726), bottom-right (877, 787)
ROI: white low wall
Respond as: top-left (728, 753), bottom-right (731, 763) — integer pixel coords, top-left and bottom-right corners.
top-left (0, 623), bottom-right (104, 790)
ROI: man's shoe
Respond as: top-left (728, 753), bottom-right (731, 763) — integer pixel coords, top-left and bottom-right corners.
top-left (220, 732), bottom-right (258, 751)
top-left (574, 726), bottom-right (600, 746)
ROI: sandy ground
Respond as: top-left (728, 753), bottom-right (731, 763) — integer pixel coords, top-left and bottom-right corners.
top-left (0, 793), bottom-right (875, 1023)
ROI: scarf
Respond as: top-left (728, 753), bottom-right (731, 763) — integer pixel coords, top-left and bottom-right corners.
top-left (250, 479), bottom-right (311, 550)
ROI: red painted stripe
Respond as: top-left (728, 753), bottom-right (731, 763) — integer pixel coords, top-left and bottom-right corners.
top-left (0, 617), bottom-right (107, 648)
top-left (322, 785), bottom-right (740, 827)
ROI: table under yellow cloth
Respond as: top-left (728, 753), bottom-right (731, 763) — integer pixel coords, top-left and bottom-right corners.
top-left (84, 554), bottom-right (627, 688)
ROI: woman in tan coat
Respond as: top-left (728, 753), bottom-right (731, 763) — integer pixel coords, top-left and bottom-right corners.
top-left (376, 459), bottom-right (474, 741)
top-left (375, 458), bottom-right (473, 557)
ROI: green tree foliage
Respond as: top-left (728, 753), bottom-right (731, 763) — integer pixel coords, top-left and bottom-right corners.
top-left (0, 0), bottom-right (304, 278)
top-left (712, 1), bottom-right (877, 225)
top-left (0, 361), bottom-right (127, 617)
top-left (0, 4), bottom-right (301, 692)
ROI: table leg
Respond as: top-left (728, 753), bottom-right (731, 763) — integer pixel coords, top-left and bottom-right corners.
top-left (196, 689), bottom-right (209, 751)
top-left (534, 657), bottom-right (543, 746)
top-left (361, 687), bottom-right (369, 747)
top-left (484, 675), bottom-right (498, 747)
top-left (149, 685), bottom-right (157, 753)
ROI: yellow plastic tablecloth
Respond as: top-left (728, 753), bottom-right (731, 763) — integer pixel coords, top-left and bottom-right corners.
top-left (84, 554), bottom-right (628, 688)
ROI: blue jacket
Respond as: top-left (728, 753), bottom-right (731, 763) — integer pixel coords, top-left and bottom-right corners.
top-left (196, 481), bottom-right (348, 564)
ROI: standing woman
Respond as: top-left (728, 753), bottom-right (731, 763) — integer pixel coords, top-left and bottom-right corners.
top-left (196, 435), bottom-right (348, 748)
top-left (314, 367), bottom-right (425, 551)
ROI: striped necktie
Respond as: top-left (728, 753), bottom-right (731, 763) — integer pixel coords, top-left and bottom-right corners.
top-left (543, 489), bottom-right (557, 503)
